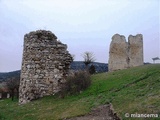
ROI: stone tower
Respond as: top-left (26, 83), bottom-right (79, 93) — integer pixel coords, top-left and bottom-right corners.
top-left (108, 34), bottom-right (128, 71)
top-left (108, 34), bottom-right (143, 72)
top-left (19, 30), bottom-right (73, 104)
top-left (128, 34), bottom-right (143, 67)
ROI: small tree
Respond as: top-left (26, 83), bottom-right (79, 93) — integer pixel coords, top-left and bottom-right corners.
top-left (89, 64), bottom-right (96, 74)
top-left (6, 76), bottom-right (20, 101)
top-left (82, 52), bottom-right (95, 70)
top-left (15, 76), bottom-right (20, 99)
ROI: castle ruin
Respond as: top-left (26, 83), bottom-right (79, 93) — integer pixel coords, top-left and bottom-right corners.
top-left (108, 34), bottom-right (143, 71)
top-left (19, 30), bottom-right (73, 104)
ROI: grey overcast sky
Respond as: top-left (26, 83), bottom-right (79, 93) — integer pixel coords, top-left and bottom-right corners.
top-left (0, 0), bottom-right (159, 72)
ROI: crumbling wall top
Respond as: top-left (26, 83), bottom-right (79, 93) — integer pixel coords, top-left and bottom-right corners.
top-left (111, 34), bottom-right (126, 43)
top-left (24, 30), bottom-right (58, 40)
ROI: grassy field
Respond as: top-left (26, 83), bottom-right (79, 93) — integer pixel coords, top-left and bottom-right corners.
top-left (0, 64), bottom-right (160, 120)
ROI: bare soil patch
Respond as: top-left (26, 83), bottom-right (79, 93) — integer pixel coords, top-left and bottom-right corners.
top-left (66, 104), bottom-right (120, 120)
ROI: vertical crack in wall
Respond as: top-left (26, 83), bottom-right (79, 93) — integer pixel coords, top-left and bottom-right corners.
top-left (126, 39), bottom-right (130, 66)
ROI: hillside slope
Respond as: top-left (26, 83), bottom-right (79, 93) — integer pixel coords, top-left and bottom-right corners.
top-left (0, 70), bottom-right (20, 82)
top-left (0, 64), bottom-right (159, 120)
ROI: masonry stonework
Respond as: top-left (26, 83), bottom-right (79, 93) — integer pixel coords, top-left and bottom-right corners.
top-left (19, 30), bottom-right (72, 104)
top-left (108, 34), bottom-right (129, 71)
top-left (128, 34), bottom-right (143, 67)
top-left (108, 34), bottom-right (143, 72)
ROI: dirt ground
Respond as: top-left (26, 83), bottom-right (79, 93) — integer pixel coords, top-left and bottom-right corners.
top-left (66, 104), bottom-right (120, 120)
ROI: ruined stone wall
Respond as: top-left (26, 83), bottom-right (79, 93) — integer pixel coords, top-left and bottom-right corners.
top-left (108, 34), bottom-right (128, 71)
top-left (128, 34), bottom-right (143, 67)
top-left (108, 34), bottom-right (143, 71)
top-left (19, 30), bottom-right (73, 104)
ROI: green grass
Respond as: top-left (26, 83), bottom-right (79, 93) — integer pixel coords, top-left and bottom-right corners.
top-left (0, 64), bottom-right (160, 120)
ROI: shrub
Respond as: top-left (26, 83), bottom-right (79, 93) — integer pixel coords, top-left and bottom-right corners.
top-left (89, 64), bottom-right (96, 74)
top-left (60, 71), bottom-right (91, 97)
